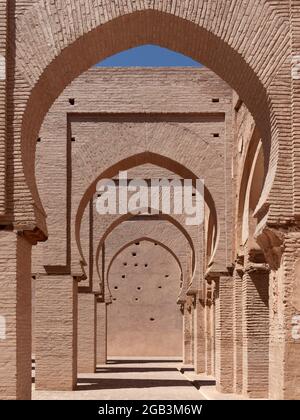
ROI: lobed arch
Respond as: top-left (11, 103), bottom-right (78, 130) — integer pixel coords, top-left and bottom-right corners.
top-left (14, 1), bottom-right (292, 236)
top-left (74, 152), bottom-right (217, 274)
top-left (105, 237), bottom-right (184, 302)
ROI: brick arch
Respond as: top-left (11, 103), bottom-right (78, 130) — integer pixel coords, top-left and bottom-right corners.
top-left (101, 221), bottom-right (191, 301)
top-left (105, 237), bottom-right (184, 302)
top-left (14, 1), bottom-right (291, 236)
top-left (237, 128), bottom-right (265, 252)
top-left (74, 151), bottom-right (215, 273)
top-left (93, 212), bottom-right (196, 284)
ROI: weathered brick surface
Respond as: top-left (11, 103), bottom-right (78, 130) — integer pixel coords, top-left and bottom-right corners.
top-left (269, 233), bottom-right (300, 400)
top-left (96, 300), bottom-right (107, 365)
top-left (193, 296), bottom-right (205, 374)
top-left (107, 240), bottom-right (182, 357)
top-left (183, 299), bottom-right (193, 365)
top-left (34, 68), bottom-right (232, 281)
top-left (242, 268), bottom-right (269, 398)
top-left (78, 293), bottom-right (96, 373)
top-left (6, 0), bottom-right (292, 234)
top-left (0, 231), bottom-right (31, 400)
top-left (215, 276), bottom-right (234, 393)
top-left (35, 275), bottom-right (77, 391)
top-left (102, 220), bottom-right (190, 298)
top-left (233, 269), bottom-right (243, 394)
top-left (0, 0), bottom-right (299, 401)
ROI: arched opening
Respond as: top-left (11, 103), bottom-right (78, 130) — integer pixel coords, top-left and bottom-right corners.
top-left (3, 0), bottom-right (297, 401)
top-left (16, 7), bottom-right (278, 237)
top-left (96, 44), bottom-right (201, 67)
top-left (106, 239), bottom-right (183, 358)
top-left (75, 152), bottom-right (217, 272)
top-left (93, 212), bottom-right (196, 293)
top-left (237, 129), bottom-right (266, 254)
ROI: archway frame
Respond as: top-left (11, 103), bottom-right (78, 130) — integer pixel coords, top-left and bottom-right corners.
top-left (7, 1), bottom-right (292, 239)
top-left (105, 237), bottom-right (184, 302)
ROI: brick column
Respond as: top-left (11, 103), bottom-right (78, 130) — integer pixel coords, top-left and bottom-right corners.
top-left (182, 300), bottom-right (193, 364)
top-left (78, 292), bottom-right (96, 373)
top-left (242, 264), bottom-right (269, 398)
top-left (96, 299), bottom-right (107, 365)
top-left (215, 275), bottom-right (234, 393)
top-left (0, 231), bottom-right (32, 400)
top-left (268, 232), bottom-right (300, 400)
top-left (205, 283), bottom-right (212, 375)
top-left (233, 267), bottom-right (243, 394)
top-left (35, 274), bottom-right (77, 390)
top-left (0, 1), bottom-right (7, 214)
top-left (194, 295), bottom-right (205, 373)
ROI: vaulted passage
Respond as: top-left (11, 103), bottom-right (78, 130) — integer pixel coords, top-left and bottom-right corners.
top-left (0, 1), bottom-right (300, 401)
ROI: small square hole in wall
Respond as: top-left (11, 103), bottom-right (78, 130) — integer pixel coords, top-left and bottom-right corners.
top-left (69, 98), bottom-right (75, 105)
top-left (144, 264), bottom-right (148, 268)
top-left (212, 98), bottom-right (219, 103)
top-left (150, 318), bottom-right (155, 322)
top-left (123, 262), bottom-right (127, 266)
top-left (71, 137), bottom-right (76, 142)
top-left (165, 274), bottom-right (169, 278)
top-left (135, 242), bottom-right (140, 246)
top-left (122, 275), bottom-right (126, 279)
top-left (132, 252), bottom-right (137, 257)
top-left (213, 133), bottom-right (220, 138)
top-left (37, 137), bottom-right (41, 143)
top-left (134, 263), bottom-right (138, 267)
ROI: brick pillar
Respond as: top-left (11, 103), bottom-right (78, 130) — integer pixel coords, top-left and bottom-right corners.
top-left (0, 231), bottom-right (32, 400)
top-left (182, 300), bottom-right (193, 364)
top-left (190, 301), bottom-right (194, 364)
top-left (96, 299), bottom-right (107, 365)
top-left (78, 293), bottom-right (96, 373)
top-left (268, 232), bottom-right (300, 399)
top-left (233, 268), bottom-right (243, 394)
top-left (205, 283), bottom-right (213, 375)
top-left (194, 295), bottom-right (205, 373)
top-left (242, 264), bottom-right (269, 398)
top-left (215, 275), bottom-right (234, 393)
top-left (35, 274), bottom-right (77, 390)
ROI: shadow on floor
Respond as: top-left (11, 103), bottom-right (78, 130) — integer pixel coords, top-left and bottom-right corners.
top-left (192, 380), bottom-right (216, 390)
top-left (96, 367), bottom-right (178, 373)
top-left (107, 359), bottom-right (182, 365)
top-left (76, 377), bottom-right (195, 391)
top-left (179, 367), bottom-right (194, 373)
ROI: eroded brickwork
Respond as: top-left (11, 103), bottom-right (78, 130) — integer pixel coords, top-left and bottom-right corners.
top-left (0, 0), bottom-right (299, 401)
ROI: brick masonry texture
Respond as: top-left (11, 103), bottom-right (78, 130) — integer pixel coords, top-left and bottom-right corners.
top-left (34, 275), bottom-right (77, 391)
top-left (0, 0), bottom-right (300, 401)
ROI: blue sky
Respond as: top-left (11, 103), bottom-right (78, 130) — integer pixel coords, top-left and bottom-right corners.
top-left (96, 44), bottom-right (201, 67)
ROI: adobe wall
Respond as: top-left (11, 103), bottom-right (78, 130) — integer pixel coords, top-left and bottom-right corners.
top-left (34, 67), bottom-right (233, 283)
top-left (107, 240), bottom-right (182, 357)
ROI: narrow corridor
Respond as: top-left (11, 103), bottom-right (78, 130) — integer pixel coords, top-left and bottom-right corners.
top-left (33, 358), bottom-right (211, 400)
